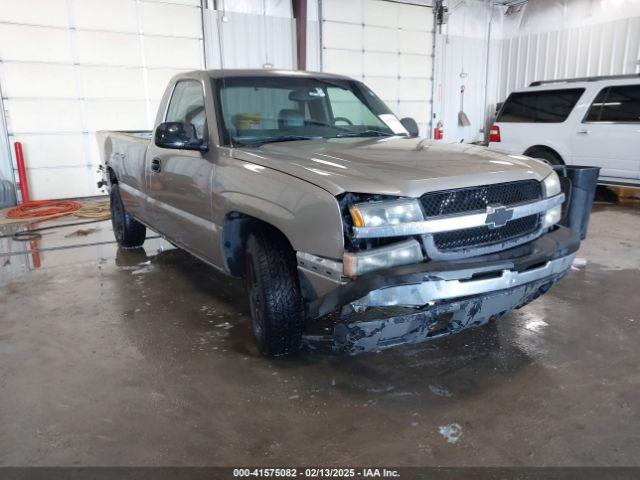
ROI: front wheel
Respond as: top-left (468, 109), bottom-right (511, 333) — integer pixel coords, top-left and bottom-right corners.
top-left (110, 184), bottom-right (146, 249)
top-left (245, 230), bottom-right (305, 357)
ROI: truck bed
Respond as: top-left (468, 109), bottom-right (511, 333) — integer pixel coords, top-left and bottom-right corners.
top-left (96, 130), bottom-right (153, 188)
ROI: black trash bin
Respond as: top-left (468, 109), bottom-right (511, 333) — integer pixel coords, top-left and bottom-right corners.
top-left (0, 178), bottom-right (16, 209)
top-left (554, 165), bottom-right (600, 240)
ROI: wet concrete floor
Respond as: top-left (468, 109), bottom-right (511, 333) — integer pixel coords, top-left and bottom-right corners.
top-left (0, 202), bottom-right (639, 466)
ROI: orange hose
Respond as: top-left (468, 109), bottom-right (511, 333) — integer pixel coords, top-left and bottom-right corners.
top-left (7, 200), bottom-right (82, 220)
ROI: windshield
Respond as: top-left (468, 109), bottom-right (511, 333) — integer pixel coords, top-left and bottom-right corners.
top-left (214, 76), bottom-right (407, 147)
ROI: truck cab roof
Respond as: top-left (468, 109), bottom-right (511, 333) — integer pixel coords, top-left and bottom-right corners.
top-left (184, 68), bottom-right (355, 82)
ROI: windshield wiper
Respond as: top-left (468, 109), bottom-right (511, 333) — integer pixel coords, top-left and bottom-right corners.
top-left (240, 135), bottom-right (321, 148)
top-left (305, 121), bottom-right (397, 138)
top-left (305, 120), bottom-right (351, 132)
top-left (335, 130), bottom-right (396, 138)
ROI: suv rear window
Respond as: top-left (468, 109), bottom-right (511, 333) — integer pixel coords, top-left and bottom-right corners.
top-left (584, 85), bottom-right (640, 123)
top-left (497, 88), bottom-right (584, 123)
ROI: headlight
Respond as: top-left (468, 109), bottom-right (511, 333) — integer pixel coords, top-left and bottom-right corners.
top-left (349, 199), bottom-right (423, 228)
top-left (542, 171), bottom-right (561, 198)
top-left (542, 205), bottom-right (562, 228)
top-left (541, 171), bottom-right (562, 228)
top-left (343, 239), bottom-right (423, 278)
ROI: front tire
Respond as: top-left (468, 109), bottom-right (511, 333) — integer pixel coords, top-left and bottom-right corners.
top-left (110, 184), bottom-right (146, 249)
top-left (245, 230), bottom-right (305, 357)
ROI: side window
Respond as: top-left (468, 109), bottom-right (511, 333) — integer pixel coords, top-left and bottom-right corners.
top-left (584, 88), bottom-right (608, 122)
top-left (598, 85), bottom-right (640, 123)
top-left (497, 88), bottom-right (584, 123)
top-left (165, 81), bottom-right (207, 139)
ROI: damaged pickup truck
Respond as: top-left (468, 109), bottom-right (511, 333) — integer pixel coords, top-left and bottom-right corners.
top-left (98, 69), bottom-right (590, 356)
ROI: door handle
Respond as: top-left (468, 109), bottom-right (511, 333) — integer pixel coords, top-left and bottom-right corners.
top-left (151, 157), bottom-right (161, 172)
top-left (577, 129), bottom-right (589, 135)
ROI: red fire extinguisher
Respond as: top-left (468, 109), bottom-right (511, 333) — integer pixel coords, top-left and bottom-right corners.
top-left (434, 121), bottom-right (443, 140)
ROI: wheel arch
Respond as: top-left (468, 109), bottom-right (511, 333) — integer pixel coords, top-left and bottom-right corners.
top-left (523, 145), bottom-right (565, 164)
top-left (107, 166), bottom-right (118, 184)
top-left (222, 212), bottom-right (294, 279)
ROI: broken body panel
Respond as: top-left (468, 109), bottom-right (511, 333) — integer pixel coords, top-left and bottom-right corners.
top-left (304, 226), bottom-right (579, 354)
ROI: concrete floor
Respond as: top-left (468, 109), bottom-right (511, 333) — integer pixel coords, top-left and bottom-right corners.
top-left (1, 200), bottom-right (639, 467)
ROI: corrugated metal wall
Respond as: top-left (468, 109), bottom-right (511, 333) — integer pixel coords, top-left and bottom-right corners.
top-left (432, 0), bottom-right (493, 144)
top-left (494, 16), bottom-right (640, 102)
top-left (202, 4), bottom-right (296, 70)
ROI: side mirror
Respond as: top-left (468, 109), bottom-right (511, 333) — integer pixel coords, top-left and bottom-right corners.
top-left (400, 117), bottom-right (419, 138)
top-left (155, 122), bottom-right (208, 152)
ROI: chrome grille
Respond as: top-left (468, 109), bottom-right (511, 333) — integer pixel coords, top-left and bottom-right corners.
top-left (420, 180), bottom-right (543, 255)
top-left (433, 215), bottom-right (541, 251)
top-left (420, 180), bottom-right (542, 217)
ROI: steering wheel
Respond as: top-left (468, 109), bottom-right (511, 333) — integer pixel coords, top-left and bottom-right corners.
top-left (333, 117), bottom-right (353, 126)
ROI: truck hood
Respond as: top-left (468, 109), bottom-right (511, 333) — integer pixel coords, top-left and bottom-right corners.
top-left (232, 137), bottom-right (552, 197)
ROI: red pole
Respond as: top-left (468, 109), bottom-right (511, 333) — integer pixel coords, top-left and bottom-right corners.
top-left (14, 141), bottom-right (30, 204)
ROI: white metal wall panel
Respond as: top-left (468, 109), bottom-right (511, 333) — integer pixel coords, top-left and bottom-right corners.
top-left (11, 134), bottom-right (86, 168)
top-left (203, 9), bottom-right (296, 71)
top-left (0, 0), bottom-right (204, 200)
top-left (146, 0), bottom-right (200, 5)
top-left (5, 99), bottom-right (84, 133)
top-left (322, 49), bottom-right (363, 77)
top-left (0, 24), bottom-right (74, 63)
top-left (27, 167), bottom-right (94, 200)
top-left (321, 0), bottom-right (433, 136)
top-left (364, 0), bottom-right (396, 27)
top-left (80, 66), bottom-right (146, 99)
top-left (322, 0), bottom-right (361, 23)
top-left (75, 31), bottom-right (142, 66)
top-left (72, 0), bottom-right (138, 32)
top-left (145, 36), bottom-right (202, 68)
top-left (0, 0), bottom-right (69, 27)
top-left (143, 2), bottom-right (201, 37)
top-left (2, 63), bottom-right (77, 98)
top-left (493, 16), bottom-right (640, 103)
top-left (306, 8), bottom-right (321, 71)
top-left (147, 68), bottom-right (188, 100)
top-left (397, 3), bottom-right (431, 32)
top-left (221, 0), bottom-right (292, 17)
top-left (84, 100), bottom-right (149, 132)
top-left (435, 32), bottom-right (489, 143)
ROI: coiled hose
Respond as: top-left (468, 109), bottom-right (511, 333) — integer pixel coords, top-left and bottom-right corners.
top-left (6, 200), bottom-right (82, 220)
top-left (1, 200), bottom-right (111, 241)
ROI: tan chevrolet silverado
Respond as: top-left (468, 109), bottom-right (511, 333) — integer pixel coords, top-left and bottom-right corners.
top-left (98, 69), bottom-right (583, 356)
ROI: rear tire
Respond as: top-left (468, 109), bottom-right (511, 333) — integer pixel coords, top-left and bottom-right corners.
top-left (245, 230), bottom-right (305, 357)
top-left (110, 184), bottom-right (146, 249)
top-left (525, 147), bottom-right (564, 166)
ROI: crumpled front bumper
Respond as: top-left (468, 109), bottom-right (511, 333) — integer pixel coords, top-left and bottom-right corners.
top-left (303, 226), bottom-right (580, 354)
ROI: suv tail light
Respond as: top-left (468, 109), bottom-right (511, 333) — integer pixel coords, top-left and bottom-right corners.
top-left (489, 125), bottom-right (501, 142)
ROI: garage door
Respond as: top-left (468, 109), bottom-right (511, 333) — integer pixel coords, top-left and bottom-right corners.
top-left (321, 0), bottom-right (433, 136)
top-left (0, 0), bottom-right (204, 201)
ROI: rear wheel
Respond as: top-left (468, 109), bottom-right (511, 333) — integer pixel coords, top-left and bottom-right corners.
top-left (110, 184), bottom-right (146, 249)
top-left (245, 230), bottom-right (305, 356)
top-left (525, 147), bottom-right (563, 166)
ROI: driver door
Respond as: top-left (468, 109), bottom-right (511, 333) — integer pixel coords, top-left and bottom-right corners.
top-left (146, 80), bottom-right (217, 259)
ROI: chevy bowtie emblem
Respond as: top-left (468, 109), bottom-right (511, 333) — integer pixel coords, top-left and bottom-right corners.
top-left (485, 204), bottom-right (513, 228)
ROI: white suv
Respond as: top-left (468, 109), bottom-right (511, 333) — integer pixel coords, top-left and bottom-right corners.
top-left (489, 74), bottom-right (640, 187)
